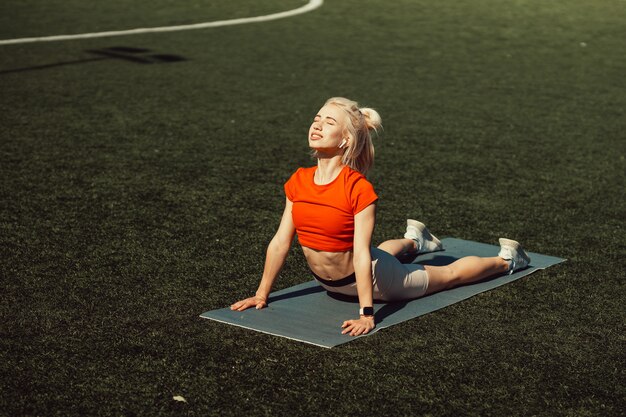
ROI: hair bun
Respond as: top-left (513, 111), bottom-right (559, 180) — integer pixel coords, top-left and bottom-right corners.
top-left (360, 107), bottom-right (382, 132)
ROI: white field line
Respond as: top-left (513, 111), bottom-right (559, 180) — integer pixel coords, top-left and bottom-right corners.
top-left (0, 0), bottom-right (323, 46)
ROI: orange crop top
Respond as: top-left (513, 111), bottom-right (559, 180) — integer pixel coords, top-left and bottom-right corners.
top-left (284, 165), bottom-right (378, 252)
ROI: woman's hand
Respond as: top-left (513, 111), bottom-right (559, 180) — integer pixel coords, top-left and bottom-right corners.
top-left (341, 316), bottom-right (375, 336)
top-left (230, 295), bottom-right (267, 312)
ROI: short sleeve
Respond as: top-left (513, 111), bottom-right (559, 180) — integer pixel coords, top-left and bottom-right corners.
top-left (349, 176), bottom-right (378, 214)
top-left (284, 168), bottom-right (301, 201)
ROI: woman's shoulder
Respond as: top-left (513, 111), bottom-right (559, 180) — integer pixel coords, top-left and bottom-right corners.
top-left (285, 166), bottom-right (315, 187)
top-left (288, 166), bottom-right (315, 179)
top-left (343, 166), bottom-right (373, 186)
top-left (342, 166), bottom-right (378, 211)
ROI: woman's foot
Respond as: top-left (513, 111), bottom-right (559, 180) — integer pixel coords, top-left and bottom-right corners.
top-left (498, 238), bottom-right (531, 273)
top-left (404, 219), bottom-right (443, 254)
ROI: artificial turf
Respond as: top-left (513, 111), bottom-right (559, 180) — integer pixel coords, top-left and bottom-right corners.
top-left (1, 0), bottom-right (624, 415)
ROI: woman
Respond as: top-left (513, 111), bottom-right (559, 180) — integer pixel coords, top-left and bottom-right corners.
top-left (231, 97), bottom-right (530, 337)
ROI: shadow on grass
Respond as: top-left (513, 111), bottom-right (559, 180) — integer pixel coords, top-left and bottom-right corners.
top-left (0, 46), bottom-right (186, 74)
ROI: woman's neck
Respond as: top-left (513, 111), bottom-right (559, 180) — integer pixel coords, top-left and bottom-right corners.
top-left (315, 156), bottom-right (345, 185)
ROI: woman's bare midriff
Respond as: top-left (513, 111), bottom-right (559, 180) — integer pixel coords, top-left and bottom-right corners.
top-left (301, 245), bottom-right (354, 280)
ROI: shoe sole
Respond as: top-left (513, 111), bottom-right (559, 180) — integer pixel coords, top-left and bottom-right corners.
top-left (407, 219), bottom-right (427, 232)
top-left (498, 238), bottom-right (531, 265)
top-left (407, 219), bottom-right (443, 250)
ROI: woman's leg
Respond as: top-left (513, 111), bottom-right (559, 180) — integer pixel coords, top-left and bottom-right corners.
top-left (378, 219), bottom-right (443, 259)
top-left (377, 220), bottom-right (531, 299)
top-left (377, 238), bottom-right (416, 258)
top-left (423, 256), bottom-right (510, 295)
top-left (372, 242), bottom-right (528, 301)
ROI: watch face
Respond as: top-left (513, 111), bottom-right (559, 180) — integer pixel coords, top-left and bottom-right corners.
top-left (361, 307), bottom-right (374, 316)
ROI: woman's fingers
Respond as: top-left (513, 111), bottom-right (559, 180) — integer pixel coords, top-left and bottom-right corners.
top-left (351, 326), bottom-right (364, 336)
top-left (231, 298), bottom-right (252, 311)
top-left (341, 320), bottom-right (359, 335)
top-left (341, 319), bottom-right (374, 336)
top-left (230, 297), bottom-right (267, 311)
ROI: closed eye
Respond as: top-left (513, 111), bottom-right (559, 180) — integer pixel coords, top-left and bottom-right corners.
top-left (313, 115), bottom-right (337, 125)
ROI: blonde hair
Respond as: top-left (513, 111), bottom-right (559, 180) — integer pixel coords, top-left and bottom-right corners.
top-left (324, 97), bottom-right (382, 175)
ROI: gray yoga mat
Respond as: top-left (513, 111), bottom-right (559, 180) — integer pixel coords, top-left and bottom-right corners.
top-left (200, 238), bottom-right (565, 348)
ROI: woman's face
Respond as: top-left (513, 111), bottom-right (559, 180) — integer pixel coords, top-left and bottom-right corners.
top-left (308, 104), bottom-right (346, 151)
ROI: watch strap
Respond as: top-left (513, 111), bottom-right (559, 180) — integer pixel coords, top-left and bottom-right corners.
top-left (359, 306), bottom-right (374, 316)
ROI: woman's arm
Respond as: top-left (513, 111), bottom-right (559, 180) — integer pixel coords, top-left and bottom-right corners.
top-left (231, 198), bottom-right (296, 311)
top-left (341, 203), bottom-right (376, 336)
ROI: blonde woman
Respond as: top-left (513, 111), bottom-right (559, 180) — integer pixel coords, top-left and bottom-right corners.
top-left (231, 97), bottom-right (530, 337)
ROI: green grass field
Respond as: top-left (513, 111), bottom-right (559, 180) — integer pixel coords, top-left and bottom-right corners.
top-left (1, 0), bottom-right (624, 415)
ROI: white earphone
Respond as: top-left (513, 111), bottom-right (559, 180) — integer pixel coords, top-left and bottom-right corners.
top-left (339, 139), bottom-right (347, 149)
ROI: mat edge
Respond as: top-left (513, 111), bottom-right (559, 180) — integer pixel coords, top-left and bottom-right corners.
top-left (199, 314), bottom-right (334, 349)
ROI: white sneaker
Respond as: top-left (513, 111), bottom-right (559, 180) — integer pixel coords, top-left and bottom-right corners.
top-left (498, 238), bottom-right (531, 273)
top-left (404, 219), bottom-right (443, 254)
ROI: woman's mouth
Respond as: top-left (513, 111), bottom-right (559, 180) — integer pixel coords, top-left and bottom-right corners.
top-left (310, 133), bottom-right (323, 140)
